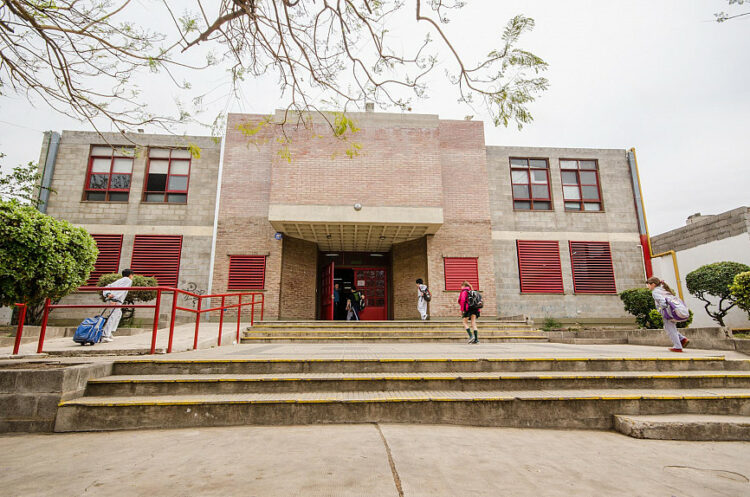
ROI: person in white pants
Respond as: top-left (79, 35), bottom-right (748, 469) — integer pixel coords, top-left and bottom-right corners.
top-left (647, 276), bottom-right (689, 352)
top-left (101, 269), bottom-right (134, 342)
top-left (416, 278), bottom-right (428, 320)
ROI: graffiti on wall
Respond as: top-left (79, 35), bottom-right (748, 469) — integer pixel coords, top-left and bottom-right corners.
top-left (181, 282), bottom-right (206, 307)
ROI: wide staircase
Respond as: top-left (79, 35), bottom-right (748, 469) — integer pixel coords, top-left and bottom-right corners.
top-left (241, 320), bottom-right (547, 343)
top-left (55, 355), bottom-right (750, 432)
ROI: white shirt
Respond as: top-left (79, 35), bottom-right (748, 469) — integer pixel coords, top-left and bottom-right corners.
top-left (103, 276), bottom-right (133, 302)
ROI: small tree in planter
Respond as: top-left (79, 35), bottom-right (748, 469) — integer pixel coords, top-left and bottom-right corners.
top-left (730, 271), bottom-right (750, 319)
top-left (97, 273), bottom-right (157, 326)
top-left (686, 262), bottom-right (750, 326)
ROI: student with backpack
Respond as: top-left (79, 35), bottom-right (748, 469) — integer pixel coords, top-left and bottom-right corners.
top-left (647, 276), bottom-right (690, 352)
top-left (346, 285), bottom-right (363, 321)
top-left (416, 278), bottom-right (430, 320)
top-left (101, 268), bottom-right (134, 342)
top-left (458, 280), bottom-right (481, 344)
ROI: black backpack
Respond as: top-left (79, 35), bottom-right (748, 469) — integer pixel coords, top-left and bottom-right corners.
top-left (422, 287), bottom-right (432, 302)
top-left (468, 290), bottom-right (483, 309)
top-left (353, 291), bottom-right (366, 310)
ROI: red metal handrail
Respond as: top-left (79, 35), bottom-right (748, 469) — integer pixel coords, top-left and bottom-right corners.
top-left (10, 286), bottom-right (264, 355)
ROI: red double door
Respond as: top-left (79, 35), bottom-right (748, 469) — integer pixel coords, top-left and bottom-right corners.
top-left (321, 263), bottom-right (387, 320)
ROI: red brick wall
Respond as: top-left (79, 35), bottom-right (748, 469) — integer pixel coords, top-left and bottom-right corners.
top-left (279, 236), bottom-right (318, 319)
top-left (212, 114), bottom-right (283, 320)
top-left (392, 237), bottom-right (428, 319)
top-left (426, 120), bottom-right (496, 318)
top-left (268, 114), bottom-right (443, 208)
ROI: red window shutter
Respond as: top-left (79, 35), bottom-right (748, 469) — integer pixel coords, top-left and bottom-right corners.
top-left (87, 234), bottom-right (123, 285)
top-left (569, 241), bottom-right (616, 294)
top-left (444, 257), bottom-right (479, 291)
top-left (516, 241), bottom-right (563, 294)
top-left (131, 235), bottom-right (183, 287)
top-left (228, 255), bottom-right (266, 290)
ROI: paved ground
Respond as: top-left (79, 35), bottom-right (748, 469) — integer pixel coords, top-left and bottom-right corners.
top-left (1, 424), bottom-right (748, 496)
top-left (1, 321), bottom-right (248, 358)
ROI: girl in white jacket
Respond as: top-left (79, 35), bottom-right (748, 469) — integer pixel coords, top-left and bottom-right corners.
top-left (646, 276), bottom-right (689, 352)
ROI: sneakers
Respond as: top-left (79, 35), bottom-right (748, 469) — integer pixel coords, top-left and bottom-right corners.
top-left (101, 336), bottom-right (114, 343)
top-left (681, 337), bottom-right (690, 348)
top-left (668, 347), bottom-right (683, 352)
top-left (467, 337), bottom-right (475, 344)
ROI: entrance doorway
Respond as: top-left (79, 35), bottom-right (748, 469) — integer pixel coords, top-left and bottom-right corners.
top-left (320, 252), bottom-right (389, 321)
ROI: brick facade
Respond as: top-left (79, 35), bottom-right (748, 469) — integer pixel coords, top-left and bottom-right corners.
top-left (42, 110), bottom-right (646, 323)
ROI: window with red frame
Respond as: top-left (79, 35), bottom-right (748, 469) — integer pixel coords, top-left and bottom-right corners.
top-left (83, 146), bottom-right (134, 201)
top-left (510, 158), bottom-right (552, 210)
top-left (560, 159), bottom-right (602, 211)
top-left (130, 235), bottom-right (183, 287)
top-left (444, 257), bottom-right (479, 291)
top-left (516, 240), bottom-right (564, 293)
top-left (569, 241), bottom-right (616, 294)
top-left (143, 148), bottom-right (191, 203)
top-left (86, 234), bottom-right (123, 285)
top-left (228, 255), bottom-right (266, 290)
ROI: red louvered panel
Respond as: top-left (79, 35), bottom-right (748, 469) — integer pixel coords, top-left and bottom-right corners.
top-left (87, 234), bottom-right (124, 285)
top-left (444, 257), bottom-right (479, 291)
top-left (569, 241), bottom-right (616, 294)
top-left (130, 235), bottom-right (183, 287)
top-left (517, 240), bottom-right (564, 294)
top-left (228, 255), bottom-right (266, 290)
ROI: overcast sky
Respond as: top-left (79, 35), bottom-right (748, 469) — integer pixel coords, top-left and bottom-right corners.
top-left (0, 0), bottom-right (747, 235)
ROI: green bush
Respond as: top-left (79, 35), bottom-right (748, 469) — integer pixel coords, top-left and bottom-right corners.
top-left (647, 309), bottom-right (693, 329)
top-left (730, 271), bottom-right (750, 318)
top-left (96, 273), bottom-right (158, 303)
top-left (0, 200), bottom-right (97, 323)
top-left (619, 288), bottom-right (660, 328)
top-left (686, 261), bottom-right (750, 326)
top-left (541, 317), bottom-right (562, 331)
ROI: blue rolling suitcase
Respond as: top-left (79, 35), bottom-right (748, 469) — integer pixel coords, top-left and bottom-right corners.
top-left (73, 307), bottom-right (114, 345)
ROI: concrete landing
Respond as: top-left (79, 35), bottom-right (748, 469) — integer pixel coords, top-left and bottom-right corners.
top-left (2, 425), bottom-right (749, 496)
top-left (614, 414), bottom-right (750, 441)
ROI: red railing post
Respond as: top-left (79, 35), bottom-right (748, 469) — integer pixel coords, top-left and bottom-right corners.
top-left (218, 296), bottom-right (225, 347)
top-left (250, 293), bottom-right (255, 328)
top-left (149, 289), bottom-right (162, 355)
top-left (36, 298), bottom-right (51, 354)
top-left (260, 293), bottom-right (264, 321)
top-left (12, 303), bottom-right (27, 355)
top-left (235, 294), bottom-right (243, 344)
top-left (193, 297), bottom-right (202, 350)
top-left (167, 290), bottom-right (178, 353)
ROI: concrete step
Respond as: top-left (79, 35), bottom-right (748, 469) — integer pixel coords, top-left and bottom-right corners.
top-left (84, 371), bottom-right (750, 397)
top-left (111, 357), bottom-right (742, 376)
top-left (252, 320), bottom-right (530, 328)
top-left (54, 388), bottom-right (750, 432)
top-left (243, 330), bottom-right (544, 337)
top-left (240, 336), bottom-right (549, 343)
top-left (614, 414), bottom-right (750, 441)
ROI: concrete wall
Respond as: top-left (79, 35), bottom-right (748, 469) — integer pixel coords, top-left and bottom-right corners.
top-left (652, 234), bottom-right (750, 329)
top-left (42, 131), bottom-right (221, 325)
top-left (392, 237), bottom-right (428, 319)
top-left (651, 206), bottom-right (750, 329)
top-left (486, 146), bottom-right (644, 319)
top-left (279, 237), bottom-right (318, 319)
top-left (652, 207), bottom-right (750, 254)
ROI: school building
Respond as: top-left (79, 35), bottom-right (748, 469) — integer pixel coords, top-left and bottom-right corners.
top-left (36, 110), bottom-right (650, 323)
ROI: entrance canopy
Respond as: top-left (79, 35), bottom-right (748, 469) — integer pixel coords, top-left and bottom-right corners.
top-left (269, 204), bottom-right (443, 251)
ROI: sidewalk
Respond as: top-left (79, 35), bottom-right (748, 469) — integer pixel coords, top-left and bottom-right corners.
top-left (1, 321), bottom-right (250, 357)
top-left (2, 424), bottom-right (748, 496)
